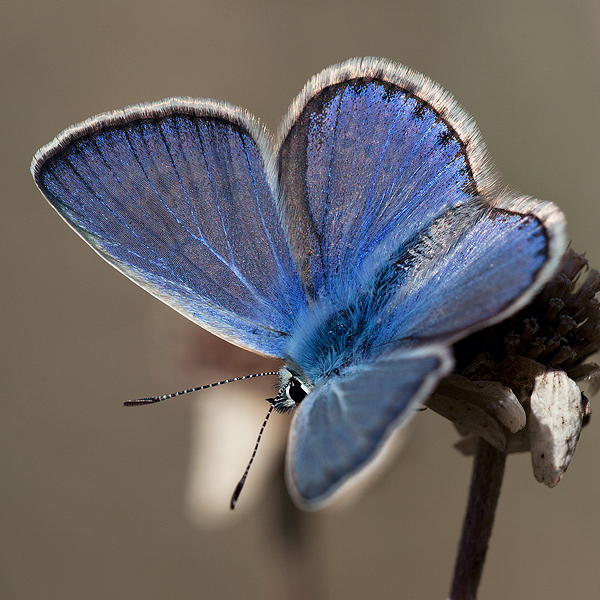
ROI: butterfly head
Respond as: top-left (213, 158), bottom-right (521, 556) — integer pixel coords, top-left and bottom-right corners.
top-left (270, 367), bottom-right (313, 414)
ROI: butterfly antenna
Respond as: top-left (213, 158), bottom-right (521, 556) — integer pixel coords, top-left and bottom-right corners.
top-left (123, 372), bottom-right (279, 407)
top-left (230, 404), bottom-right (274, 510)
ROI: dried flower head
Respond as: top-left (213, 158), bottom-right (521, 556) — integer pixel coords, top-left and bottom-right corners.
top-left (428, 247), bottom-right (599, 486)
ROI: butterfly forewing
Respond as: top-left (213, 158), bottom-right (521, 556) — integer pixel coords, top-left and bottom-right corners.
top-left (286, 345), bottom-right (453, 508)
top-left (33, 100), bottom-right (306, 357)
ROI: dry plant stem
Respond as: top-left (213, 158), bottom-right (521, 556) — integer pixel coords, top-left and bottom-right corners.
top-left (450, 438), bottom-right (507, 600)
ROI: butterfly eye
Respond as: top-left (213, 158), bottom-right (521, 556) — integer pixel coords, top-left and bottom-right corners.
top-left (269, 375), bottom-right (310, 414)
top-left (287, 377), bottom-right (308, 404)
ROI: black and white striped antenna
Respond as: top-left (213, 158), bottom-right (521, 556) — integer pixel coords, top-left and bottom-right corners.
top-left (230, 404), bottom-right (274, 509)
top-left (123, 371), bottom-right (278, 406)
top-left (123, 370), bottom-right (280, 510)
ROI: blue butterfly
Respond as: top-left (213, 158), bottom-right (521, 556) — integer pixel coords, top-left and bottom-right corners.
top-left (32, 57), bottom-right (566, 509)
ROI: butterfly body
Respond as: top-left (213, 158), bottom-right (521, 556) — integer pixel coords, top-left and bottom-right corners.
top-left (32, 58), bottom-right (566, 508)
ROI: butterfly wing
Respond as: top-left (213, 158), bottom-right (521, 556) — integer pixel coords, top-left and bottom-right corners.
top-left (277, 57), bottom-right (565, 333)
top-left (32, 100), bottom-right (306, 357)
top-left (281, 58), bottom-right (565, 507)
top-left (364, 197), bottom-right (564, 348)
top-left (286, 345), bottom-right (453, 508)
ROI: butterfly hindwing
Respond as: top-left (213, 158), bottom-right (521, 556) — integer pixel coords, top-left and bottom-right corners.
top-left (280, 60), bottom-right (565, 507)
top-left (370, 197), bottom-right (564, 346)
top-left (278, 58), bottom-right (565, 346)
top-left (277, 58), bottom-right (494, 297)
top-left (32, 100), bottom-right (306, 357)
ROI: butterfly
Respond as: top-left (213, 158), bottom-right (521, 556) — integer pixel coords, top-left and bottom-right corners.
top-left (31, 57), bottom-right (566, 509)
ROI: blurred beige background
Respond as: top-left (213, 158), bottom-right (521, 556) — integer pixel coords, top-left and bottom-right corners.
top-left (3, 1), bottom-right (600, 599)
